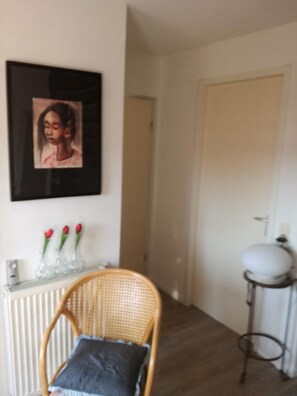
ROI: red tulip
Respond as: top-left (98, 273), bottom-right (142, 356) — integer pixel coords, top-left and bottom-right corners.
top-left (76, 223), bottom-right (82, 234)
top-left (43, 228), bottom-right (54, 257)
top-left (59, 225), bottom-right (69, 252)
top-left (75, 223), bottom-right (83, 249)
top-left (45, 229), bottom-right (54, 239)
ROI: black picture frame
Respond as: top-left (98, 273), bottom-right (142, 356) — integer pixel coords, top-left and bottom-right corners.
top-left (6, 61), bottom-right (101, 201)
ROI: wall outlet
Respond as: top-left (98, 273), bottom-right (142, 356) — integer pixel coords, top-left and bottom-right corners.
top-left (6, 259), bottom-right (18, 286)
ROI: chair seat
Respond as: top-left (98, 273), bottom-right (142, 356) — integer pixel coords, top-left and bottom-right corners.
top-left (49, 335), bottom-right (148, 396)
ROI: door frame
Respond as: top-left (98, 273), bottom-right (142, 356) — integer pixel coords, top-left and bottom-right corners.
top-left (184, 65), bottom-right (291, 305)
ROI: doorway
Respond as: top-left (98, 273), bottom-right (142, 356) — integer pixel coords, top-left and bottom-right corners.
top-left (192, 72), bottom-right (285, 334)
top-left (120, 97), bottom-right (154, 274)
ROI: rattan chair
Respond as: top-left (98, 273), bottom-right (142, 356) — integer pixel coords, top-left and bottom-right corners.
top-left (39, 268), bottom-right (162, 396)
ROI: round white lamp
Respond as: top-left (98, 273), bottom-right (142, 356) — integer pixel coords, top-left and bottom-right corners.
top-left (241, 243), bottom-right (292, 284)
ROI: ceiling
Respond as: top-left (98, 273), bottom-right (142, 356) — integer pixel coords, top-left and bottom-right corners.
top-left (125, 0), bottom-right (297, 55)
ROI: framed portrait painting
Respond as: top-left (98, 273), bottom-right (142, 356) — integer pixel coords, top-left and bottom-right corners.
top-left (6, 61), bottom-right (101, 201)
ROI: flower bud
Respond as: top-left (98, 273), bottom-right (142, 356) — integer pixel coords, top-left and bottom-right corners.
top-left (76, 223), bottom-right (82, 233)
top-left (45, 229), bottom-right (54, 239)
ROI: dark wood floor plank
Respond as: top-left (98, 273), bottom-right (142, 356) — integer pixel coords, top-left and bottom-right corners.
top-left (153, 292), bottom-right (297, 396)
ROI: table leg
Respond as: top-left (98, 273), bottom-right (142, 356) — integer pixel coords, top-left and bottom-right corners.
top-left (280, 285), bottom-right (293, 380)
top-left (240, 281), bottom-right (256, 383)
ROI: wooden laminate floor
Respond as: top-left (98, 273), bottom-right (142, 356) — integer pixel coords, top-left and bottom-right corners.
top-left (153, 292), bottom-right (297, 396)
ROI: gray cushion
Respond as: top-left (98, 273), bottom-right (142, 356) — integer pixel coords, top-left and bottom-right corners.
top-left (49, 335), bottom-right (149, 396)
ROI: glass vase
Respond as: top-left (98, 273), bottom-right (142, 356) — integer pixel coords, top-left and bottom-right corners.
top-left (53, 251), bottom-right (68, 277)
top-left (70, 248), bottom-right (85, 273)
top-left (35, 255), bottom-right (53, 280)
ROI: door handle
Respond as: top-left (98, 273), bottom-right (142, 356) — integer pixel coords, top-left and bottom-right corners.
top-left (254, 215), bottom-right (269, 236)
top-left (254, 216), bottom-right (269, 222)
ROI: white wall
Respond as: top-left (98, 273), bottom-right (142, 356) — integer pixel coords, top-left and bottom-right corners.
top-left (125, 50), bottom-right (162, 98)
top-left (0, 0), bottom-right (127, 393)
top-left (148, 51), bottom-right (199, 299)
top-left (147, 22), bottom-right (297, 376)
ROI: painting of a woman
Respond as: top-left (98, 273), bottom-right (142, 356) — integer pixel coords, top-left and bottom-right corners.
top-left (33, 99), bottom-right (83, 168)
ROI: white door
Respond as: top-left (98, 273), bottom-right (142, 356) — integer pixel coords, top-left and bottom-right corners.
top-left (120, 97), bottom-right (153, 274)
top-left (193, 74), bottom-right (284, 334)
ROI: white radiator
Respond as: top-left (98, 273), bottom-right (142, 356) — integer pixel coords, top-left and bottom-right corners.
top-left (2, 274), bottom-right (83, 396)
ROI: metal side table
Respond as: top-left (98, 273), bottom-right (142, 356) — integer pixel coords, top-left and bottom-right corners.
top-left (238, 270), bottom-right (293, 383)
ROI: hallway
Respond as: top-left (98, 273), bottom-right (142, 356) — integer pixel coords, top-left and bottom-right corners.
top-left (154, 292), bottom-right (297, 396)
